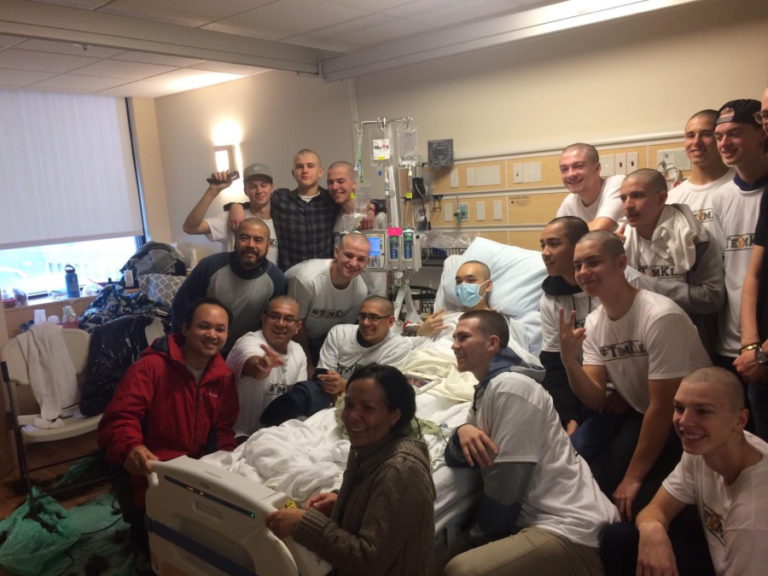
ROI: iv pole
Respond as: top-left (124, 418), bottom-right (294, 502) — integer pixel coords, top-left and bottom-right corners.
top-left (353, 116), bottom-right (422, 323)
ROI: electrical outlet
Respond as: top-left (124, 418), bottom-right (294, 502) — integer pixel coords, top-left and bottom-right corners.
top-left (513, 163), bottom-right (523, 184)
top-left (457, 203), bottom-right (469, 221)
top-left (614, 153), bottom-right (627, 175)
top-left (627, 152), bottom-right (638, 172)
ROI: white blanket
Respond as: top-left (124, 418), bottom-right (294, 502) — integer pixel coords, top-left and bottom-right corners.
top-left (15, 322), bottom-right (79, 424)
top-left (202, 392), bottom-right (471, 503)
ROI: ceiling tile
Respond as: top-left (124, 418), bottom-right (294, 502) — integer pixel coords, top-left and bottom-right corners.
top-left (30, 73), bottom-right (128, 92)
top-left (112, 51), bottom-right (206, 67)
top-left (98, 0), bottom-right (276, 27)
top-left (0, 35), bottom-right (26, 51)
top-left (219, 0), bottom-right (371, 38)
top-left (28, 0), bottom-right (114, 9)
top-left (385, 0), bottom-right (524, 28)
top-left (295, 13), bottom-right (427, 46)
top-left (100, 68), bottom-right (243, 98)
top-left (0, 68), bottom-right (56, 85)
top-left (15, 38), bottom-right (123, 58)
top-left (0, 49), bottom-right (98, 73)
top-left (74, 59), bottom-right (177, 80)
top-left (329, 0), bottom-right (411, 10)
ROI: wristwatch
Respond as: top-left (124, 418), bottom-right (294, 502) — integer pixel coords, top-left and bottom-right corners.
top-left (755, 347), bottom-right (768, 366)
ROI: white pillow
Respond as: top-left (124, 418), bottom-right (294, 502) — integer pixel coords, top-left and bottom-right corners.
top-left (433, 237), bottom-right (546, 319)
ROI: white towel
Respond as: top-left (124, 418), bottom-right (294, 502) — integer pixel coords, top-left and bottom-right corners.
top-left (15, 322), bottom-right (79, 423)
top-left (625, 204), bottom-right (700, 275)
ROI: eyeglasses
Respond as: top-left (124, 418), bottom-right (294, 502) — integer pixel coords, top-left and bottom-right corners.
top-left (753, 110), bottom-right (768, 124)
top-left (357, 312), bottom-right (388, 323)
top-left (265, 312), bottom-right (299, 324)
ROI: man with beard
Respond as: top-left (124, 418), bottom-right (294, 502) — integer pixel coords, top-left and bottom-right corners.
top-left (171, 218), bottom-right (286, 354)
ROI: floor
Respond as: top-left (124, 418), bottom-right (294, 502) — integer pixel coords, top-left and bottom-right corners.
top-left (0, 431), bottom-right (114, 576)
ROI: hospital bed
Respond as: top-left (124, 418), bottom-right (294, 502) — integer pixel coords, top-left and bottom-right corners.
top-left (145, 238), bottom-right (547, 575)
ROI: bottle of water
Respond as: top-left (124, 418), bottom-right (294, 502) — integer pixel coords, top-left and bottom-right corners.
top-left (64, 264), bottom-right (80, 298)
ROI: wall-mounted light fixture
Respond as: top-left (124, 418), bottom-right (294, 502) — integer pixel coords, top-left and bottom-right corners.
top-left (214, 144), bottom-right (236, 172)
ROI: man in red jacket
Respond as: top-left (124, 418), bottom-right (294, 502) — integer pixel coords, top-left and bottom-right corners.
top-left (98, 297), bottom-right (238, 551)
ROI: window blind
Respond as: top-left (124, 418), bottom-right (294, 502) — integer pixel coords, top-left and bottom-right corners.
top-left (0, 90), bottom-right (144, 249)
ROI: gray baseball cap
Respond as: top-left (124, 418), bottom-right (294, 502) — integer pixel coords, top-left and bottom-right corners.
top-left (243, 162), bottom-right (273, 181)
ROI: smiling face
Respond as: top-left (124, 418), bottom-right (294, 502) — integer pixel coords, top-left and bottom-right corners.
top-left (292, 151), bottom-right (323, 191)
top-left (684, 114), bottom-right (721, 168)
top-left (573, 239), bottom-right (626, 297)
top-left (262, 298), bottom-right (301, 353)
top-left (333, 234), bottom-right (370, 282)
top-left (244, 177), bottom-right (274, 210)
top-left (673, 377), bottom-right (748, 457)
top-left (357, 298), bottom-right (393, 345)
top-left (234, 221), bottom-right (269, 269)
top-left (182, 303), bottom-right (228, 364)
top-left (342, 377), bottom-right (400, 448)
top-left (327, 164), bottom-right (356, 206)
top-left (559, 147), bottom-right (602, 205)
top-left (452, 317), bottom-right (498, 379)
top-left (715, 121), bottom-right (766, 168)
top-left (620, 175), bottom-right (666, 239)
top-left (540, 222), bottom-right (575, 278)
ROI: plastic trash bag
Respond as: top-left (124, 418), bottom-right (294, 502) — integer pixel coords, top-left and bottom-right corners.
top-left (0, 489), bottom-right (81, 576)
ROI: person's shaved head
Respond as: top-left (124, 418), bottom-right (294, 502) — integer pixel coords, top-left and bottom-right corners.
top-left (624, 168), bottom-right (668, 194)
top-left (576, 230), bottom-right (626, 258)
top-left (682, 367), bottom-right (745, 411)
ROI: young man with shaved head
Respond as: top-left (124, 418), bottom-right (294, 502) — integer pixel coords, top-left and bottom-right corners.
top-left (602, 367), bottom-right (768, 576)
top-left (667, 110), bottom-right (733, 239)
top-left (556, 143), bottom-right (625, 232)
top-left (286, 232), bottom-right (370, 369)
top-left (539, 216), bottom-right (594, 433)
top-left (621, 168), bottom-right (724, 353)
top-left (271, 149), bottom-right (339, 271)
top-left (314, 295), bottom-right (413, 398)
top-left (560, 231), bottom-right (711, 521)
top-left (444, 309), bottom-right (618, 576)
top-left (226, 295), bottom-right (307, 439)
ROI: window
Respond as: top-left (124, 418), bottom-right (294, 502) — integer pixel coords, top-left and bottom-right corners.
top-left (0, 90), bottom-right (145, 296)
top-left (1, 237), bottom-right (140, 297)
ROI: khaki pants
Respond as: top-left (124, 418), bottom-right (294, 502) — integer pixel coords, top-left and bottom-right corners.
top-left (444, 526), bottom-right (604, 576)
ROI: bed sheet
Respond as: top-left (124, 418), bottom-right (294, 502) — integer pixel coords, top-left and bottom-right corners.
top-left (201, 389), bottom-right (477, 518)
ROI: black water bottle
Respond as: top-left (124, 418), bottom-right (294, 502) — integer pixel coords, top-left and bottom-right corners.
top-left (65, 264), bottom-right (80, 298)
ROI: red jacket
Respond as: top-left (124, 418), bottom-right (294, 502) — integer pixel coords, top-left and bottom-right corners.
top-left (98, 333), bottom-right (238, 507)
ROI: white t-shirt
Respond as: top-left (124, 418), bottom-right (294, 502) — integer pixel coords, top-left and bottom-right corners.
top-left (318, 324), bottom-right (412, 379)
top-left (556, 174), bottom-right (625, 227)
top-left (539, 290), bottom-right (599, 353)
top-left (582, 290), bottom-right (711, 413)
top-left (711, 180), bottom-right (765, 356)
top-left (226, 330), bottom-right (307, 437)
top-left (667, 170), bottom-right (734, 241)
top-left (475, 370), bottom-right (620, 547)
top-left (205, 208), bottom-right (278, 265)
top-left (286, 259), bottom-right (368, 340)
top-left (662, 432), bottom-right (768, 576)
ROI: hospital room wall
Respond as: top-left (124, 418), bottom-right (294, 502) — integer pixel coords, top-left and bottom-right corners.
top-left (354, 0), bottom-right (768, 159)
top-left (148, 71), bottom-right (355, 263)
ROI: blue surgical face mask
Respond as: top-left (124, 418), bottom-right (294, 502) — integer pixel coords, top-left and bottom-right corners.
top-left (455, 281), bottom-right (486, 308)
